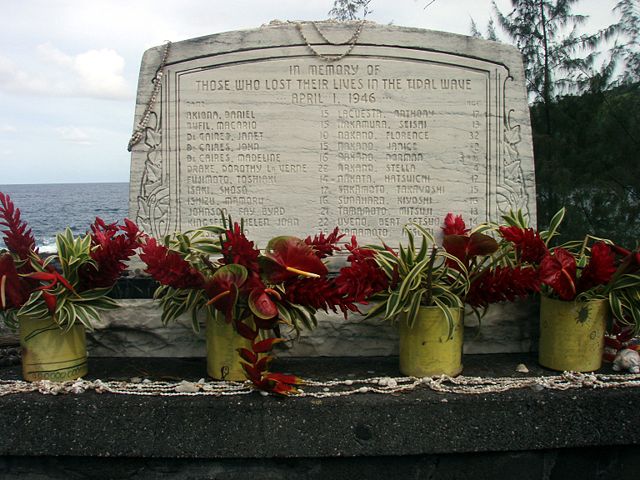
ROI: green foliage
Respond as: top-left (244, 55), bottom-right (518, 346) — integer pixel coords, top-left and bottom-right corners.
top-left (610, 0), bottom-right (640, 85)
top-left (14, 230), bottom-right (119, 331)
top-left (328, 0), bottom-right (372, 20)
top-left (365, 225), bottom-right (469, 338)
top-left (492, 0), bottom-right (600, 105)
top-left (533, 82), bottom-right (640, 246)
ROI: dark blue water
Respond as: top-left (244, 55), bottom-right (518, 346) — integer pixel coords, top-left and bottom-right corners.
top-left (0, 183), bottom-right (129, 252)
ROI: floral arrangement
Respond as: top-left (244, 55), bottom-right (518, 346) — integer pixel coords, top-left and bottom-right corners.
top-left (363, 216), bottom-right (500, 335)
top-left (482, 209), bottom-right (640, 335)
top-left (459, 209), bottom-right (556, 311)
top-left (139, 215), bottom-right (377, 395)
top-left (0, 192), bottom-right (141, 329)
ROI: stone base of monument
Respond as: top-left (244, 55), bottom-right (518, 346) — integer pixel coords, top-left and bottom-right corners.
top-left (0, 354), bottom-right (638, 480)
top-left (90, 275), bottom-right (540, 358)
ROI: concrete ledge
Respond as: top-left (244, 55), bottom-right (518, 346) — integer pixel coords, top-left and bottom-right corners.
top-left (0, 354), bottom-right (638, 460)
top-left (1, 446), bottom-right (640, 480)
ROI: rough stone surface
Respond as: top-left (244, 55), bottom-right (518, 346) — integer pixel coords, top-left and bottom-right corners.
top-left (0, 354), bottom-right (638, 461)
top-left (88, 297), bottom-right (538, 357)
top-left (1, 447), bottom-right (640, 480)
top-left (130, 21), bottom-right (536, 244)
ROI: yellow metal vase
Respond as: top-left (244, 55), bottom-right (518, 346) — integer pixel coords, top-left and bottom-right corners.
top-left (19, 317), bottom-right (88, 382)
top-left (206, 315), bottom-right (253, 381)
top-left (538, 296), bottom-right (608, 372)
top-left (399, 306), bottom-right (463, 377)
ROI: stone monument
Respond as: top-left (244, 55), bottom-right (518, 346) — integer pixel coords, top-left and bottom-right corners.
top-left (90, 21), bottom-right (537, 357)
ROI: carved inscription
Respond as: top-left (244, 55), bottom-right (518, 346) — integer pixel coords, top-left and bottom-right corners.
top-left (172, 55), bottom-right (501, 243)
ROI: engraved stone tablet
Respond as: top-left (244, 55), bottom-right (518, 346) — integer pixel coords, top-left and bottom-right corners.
top-left (130, 22), bottom-right (536, 244)
top-left (117, 22), bottom-right (538, 359)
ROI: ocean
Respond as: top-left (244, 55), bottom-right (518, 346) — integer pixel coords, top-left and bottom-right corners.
top-left (0, 183), bottom-right (129, 253)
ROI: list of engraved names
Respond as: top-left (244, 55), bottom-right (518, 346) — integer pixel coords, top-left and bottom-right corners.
top-left (178, 57), bottom-right (489, 242)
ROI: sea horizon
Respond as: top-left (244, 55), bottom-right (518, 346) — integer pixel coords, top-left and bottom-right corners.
top-left (0, 181), bottom-right (129, 187)
top-left (0, 182), bottom-right (130, 252)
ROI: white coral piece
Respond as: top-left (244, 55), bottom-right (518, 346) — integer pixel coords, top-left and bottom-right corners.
top-left (612, 349), bottom-right (640, 373)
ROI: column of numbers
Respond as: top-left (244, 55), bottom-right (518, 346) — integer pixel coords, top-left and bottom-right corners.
top-left (467, 109), bottom-right (482, 225)
top-left (318, 109), bottom-right (331, 229)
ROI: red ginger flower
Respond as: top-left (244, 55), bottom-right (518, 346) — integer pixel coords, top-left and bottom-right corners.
top-left (220, 223), bottom-right (260, 272)
top-left (578, 242), bottom-right (616, 292)
top-left (499, 226), bottom-right (548, 264)
top-left (466, 266), bottom-right (539, 308)
top-left (305, 227), bottom-right (345, 259)
top-left (140, 238), bottom-right (205, 289)
top-left (0, 192), bottom-right (37, 262)
top-left (284, 277), bottom-right (358, 316)
top-left (78, 218), bottom-right (141, 290)
top-left (539, 248), bottom-right (577, 300)
top-left (335, 236), bottom-right (389, 304)
top-left (442, 213), bottom-right (469, 236)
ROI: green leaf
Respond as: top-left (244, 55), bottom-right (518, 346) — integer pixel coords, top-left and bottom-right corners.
top-left (414, 233), bottom-right (429, 264)
top-left (277, 303), bottom-right (294, 326)
top-left (541, 207), bottom-right (565, 245)
top-left (405, 288), bottom-right (426, 329)
top-left (363, 301), bottom-right (387, 321)
top-left (187, 225), bottom-right (226, 235)
top-left (433, 297), bottom-right (456, 340)
top-left (384, 290), bottom-right (403, 321)
top-left (397, 256), bottom-right (431, 302)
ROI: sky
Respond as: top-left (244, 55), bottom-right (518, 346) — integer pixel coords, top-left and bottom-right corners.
top-left (0, 0), bottom-right (618, 185)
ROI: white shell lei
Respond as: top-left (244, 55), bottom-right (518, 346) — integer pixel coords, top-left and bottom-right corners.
top-left (1, 372), bottom-right (640, 398)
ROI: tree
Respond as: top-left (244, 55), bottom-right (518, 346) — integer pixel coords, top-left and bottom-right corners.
top-left (492, 0), bottom-right (602, 135)
top-left (532, 82), bottom-right (640, 246)
top-left (611, 0), bottom-right (640, 84)
top-left (328, 0), bottom-right (372, 20)
top-left (469, 17), bottom-right (500, 41)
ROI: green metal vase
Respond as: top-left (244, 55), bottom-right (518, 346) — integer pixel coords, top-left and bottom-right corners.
top-left (399, 306), bottom-right (464, 377)
top-left (538, 296), bottom-right (608, 372)
top-left (206, 315), bottom-right (253, 381)
top-left (19, 317), bottom-right (88, 382)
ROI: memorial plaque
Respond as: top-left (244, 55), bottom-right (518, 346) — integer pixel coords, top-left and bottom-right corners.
top-left (130, 22), bottom-right (536, 244)
top-left (118, 22), bottom-right (538, 359)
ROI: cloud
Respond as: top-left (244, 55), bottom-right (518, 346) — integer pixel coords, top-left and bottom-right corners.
top-left (55, 126), bottom-right (93, 145)
top-left (0, 43), bottom-right (130, 100)
top-left (0, 124), bottom-right (17, 133)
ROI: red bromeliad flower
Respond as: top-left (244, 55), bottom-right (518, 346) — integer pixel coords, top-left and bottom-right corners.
top-left (0, 193), bottom-right (37, 263)
top-left (25, 270), bottom-right (75, 293)
top-left (140, 238), bottom-right (205, 289)
top-left (305, 227), bottom-right (345, 259)
top-left (442, 213), bottom-right (469, 236)
top-left (539, 248), bottom-right (577, 300)
top-left (78, 218), bottom-right (141, 290)
top-left (578, 242), bottom-right (617, 292)
top-left (220, 222), bottom-right (260, 272)
top-left (260, 236), bottom-right (328, 283)
top-left (466, 266), bottom-right (539, 308)
top-left (441, 214), bottom-right (498, 269)
top-left (498, 226), bottom-right (548, 264)
top-left (0, 253), bottom-right (31, 310)
top-left (443, 232), bottom-right (499, 269)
